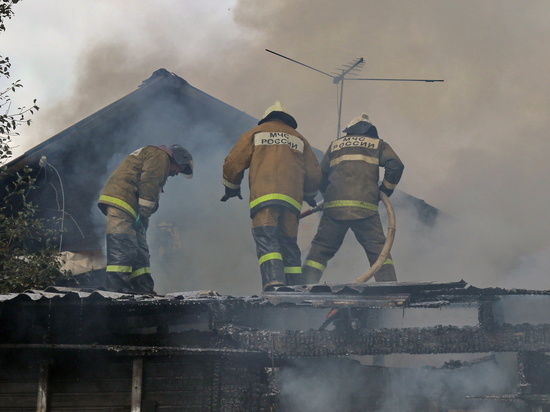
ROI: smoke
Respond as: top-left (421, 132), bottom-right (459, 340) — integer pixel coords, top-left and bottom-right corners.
top-left (278, 355), bottom-right (518, 411)
top-left (279, 358), bottom-right (385, 412)
top-left (5, 0), bottom-right (550, 292)
top-left (147, 120), bottom-right (259, 295)
top-left (378, 356), bottom-right (516, 412)
top-left (74, 91), bottom-right (261, 295)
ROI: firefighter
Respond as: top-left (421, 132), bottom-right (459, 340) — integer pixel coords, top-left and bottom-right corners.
top-left (98, 144), bottom-right (193, 294)
top-left (302, 113), bottom-right (404, 284)
top-left (222, 101), bottom-right (321, 291)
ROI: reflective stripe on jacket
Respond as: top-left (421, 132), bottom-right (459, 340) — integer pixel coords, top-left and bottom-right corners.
top-left (223, 120), bottom-right (321, 216)
top-left (98, 146), bottom-right (171, 218)
top-left (321, 134), bottom-right (404, 220)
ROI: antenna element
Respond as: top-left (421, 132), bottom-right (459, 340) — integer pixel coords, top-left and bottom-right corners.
top-left (265, 49), bottom-right (443, 137)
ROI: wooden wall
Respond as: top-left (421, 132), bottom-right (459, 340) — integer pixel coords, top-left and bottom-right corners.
top-left (0, 351), bottom-right (268, 411)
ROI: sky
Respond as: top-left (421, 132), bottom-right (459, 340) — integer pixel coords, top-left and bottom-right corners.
top-left (2, 0), bottom-right (550, 292)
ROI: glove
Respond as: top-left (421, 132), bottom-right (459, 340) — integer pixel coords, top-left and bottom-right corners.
top-left (141, 216), bottom-right (149, 232)
top-left (132, 214), bottom-right (147, 235)
top-left (378, 184), bottom-right (393, 198)
top-left (132, 214), bottom-right (141, 231)
top-left (220, 186), bottom-right (243, 202)
top-left (304, 196), bottom-right (317, 208)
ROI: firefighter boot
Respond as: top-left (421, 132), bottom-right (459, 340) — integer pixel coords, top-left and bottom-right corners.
top-left (280, 235), bottom-right (303, 286)
top-left (261, 259), bottom-right (287, 291)
top-left (301, 265), bottom-right (323, 285)
top-left (130, 273), bottom-right (156, 295)
top-left (286, 272), bottom-right (306, 286)
top-left (105, 233), bottom-right (137, 293)
top-left (105, 271), bottom-right (134, 294)
top-left (373, 262), bottom-right (397, 282)
top-left (252, 225), bottom-right (287, 291)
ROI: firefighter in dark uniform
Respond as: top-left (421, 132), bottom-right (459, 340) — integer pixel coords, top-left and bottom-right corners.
top-left (222, 101), bottom-right (321, 291)
top-left (98, 144), bottom-right (193, 294)
top-left (302, 113), bottom-right (404, 284)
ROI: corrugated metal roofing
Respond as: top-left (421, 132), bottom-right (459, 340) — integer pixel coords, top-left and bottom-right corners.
top-left (0, 286), bottom-right (227, 303)
top-left (3, 281), bottom-right (549, 307)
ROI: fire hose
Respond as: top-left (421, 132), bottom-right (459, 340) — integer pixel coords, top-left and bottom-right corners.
top-left (300, 193), bottom-right (396, 330)
top-left (299, 202), bottom-right (324, 219)
top-left (355, 192), bottom-right (396, 283)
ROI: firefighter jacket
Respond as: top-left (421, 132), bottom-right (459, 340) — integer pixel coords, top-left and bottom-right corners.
top-left (98, 146), bottom-right (171, 219)
top-left (223, 120), bottom-right (321, 217)
top-left (320, 133), bottom-right (404, 220)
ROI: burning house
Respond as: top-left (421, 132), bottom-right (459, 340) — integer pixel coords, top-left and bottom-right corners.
top-left (2, 69), bottom-right (548, 411)
top-left (0, 68), bottom-right (438, 295)
top-left (2, 283), bottom-right (550, 411)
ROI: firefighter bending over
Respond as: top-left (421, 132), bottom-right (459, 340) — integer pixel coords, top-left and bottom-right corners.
top-left (98, 144), bottom-right (193, 294)
top-left (302, 113), bottom-right (404, 284)
top-left (222, 101), bottom-right (321, 291)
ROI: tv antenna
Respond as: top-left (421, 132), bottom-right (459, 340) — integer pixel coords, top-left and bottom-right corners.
top-left (266, 49), bottom-right (444, 137)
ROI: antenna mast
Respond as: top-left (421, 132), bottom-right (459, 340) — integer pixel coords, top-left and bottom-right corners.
top-left (266, 49), bottom-right (444, 138)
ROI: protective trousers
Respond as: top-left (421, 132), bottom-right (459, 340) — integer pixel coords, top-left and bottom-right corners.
top-left (303, 213), bottom-right (397, 284)
top-left (105, 206), bottom-right (155, 294)
top-left (252, 206), bottom-right (302, 290)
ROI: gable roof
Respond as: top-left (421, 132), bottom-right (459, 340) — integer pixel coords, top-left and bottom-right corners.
top-left (1, 69), bottom-right (259, 251)
top-left (5, 68), bottom-right (257, 173)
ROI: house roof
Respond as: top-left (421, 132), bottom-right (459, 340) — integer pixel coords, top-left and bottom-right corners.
top-left (4, 69), bottom-right (257, 173)
top-left (2, 281), bottom-right (550, 358)
top-left (1, 69), bottom-right (260, 250)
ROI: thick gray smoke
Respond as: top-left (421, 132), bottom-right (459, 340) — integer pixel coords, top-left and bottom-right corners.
top-left (7, 1), bottom-right (550, 291)
top-left (147, 121), bottom-right (258, 295)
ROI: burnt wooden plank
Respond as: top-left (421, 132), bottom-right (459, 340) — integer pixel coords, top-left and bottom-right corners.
top-left (142, 391), bottom-right (213, 407)
top-left (235, 323), bottom-right (550, 357)
top-left (46, 378), bottom-right (132, 393)
top-left (142, 358), bottom-right (215, 409)
top-left (45, 409), bottom-right (127, 412)
top-left (0, 410), bottom-right (34, 412)
top-left (48, 392), bottom-right (131, 408)
top-left (0, 409), bottom-right (34, 412)
top-left (131, 358), bottom-right (143, 411)
top-left (0, 394), bottom-right (37, 408)
top-left (50, 357), bottom-right (132, 378)
top-left (265, 280), bottom-right (468, 296)
top-left (262, 293), bottom-right (409, 308)
top-left (144, 358), bottom-right (217, 378)
top-left (0, 381), bottom-right (39, 393)
top-left (319, 280), bottom-right (467, 294)
top-left (0, 360), bottom-right (37, 379)
top-left (143, 377), bottom-right (212, 392)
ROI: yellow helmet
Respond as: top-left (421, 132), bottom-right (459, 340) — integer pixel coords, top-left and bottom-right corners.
top-left (345, 113), bottom-right (371, 129)
top-left (258, 101), bottom-right (297, 129)
top-left (263, 101), bottom-right (288, 118)
top-left (343, 113), bottom-right (377, 136)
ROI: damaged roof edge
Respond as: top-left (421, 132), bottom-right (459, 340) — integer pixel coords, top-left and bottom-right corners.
top-left (3, 281), bottom-right (550, 305)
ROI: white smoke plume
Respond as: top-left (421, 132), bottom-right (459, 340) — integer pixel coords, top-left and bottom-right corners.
top-left (278, 355), bottom-right (518, 411)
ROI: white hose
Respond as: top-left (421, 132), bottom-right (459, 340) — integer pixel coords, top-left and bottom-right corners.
top-left (355, 192), bottom-right (396, 283)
